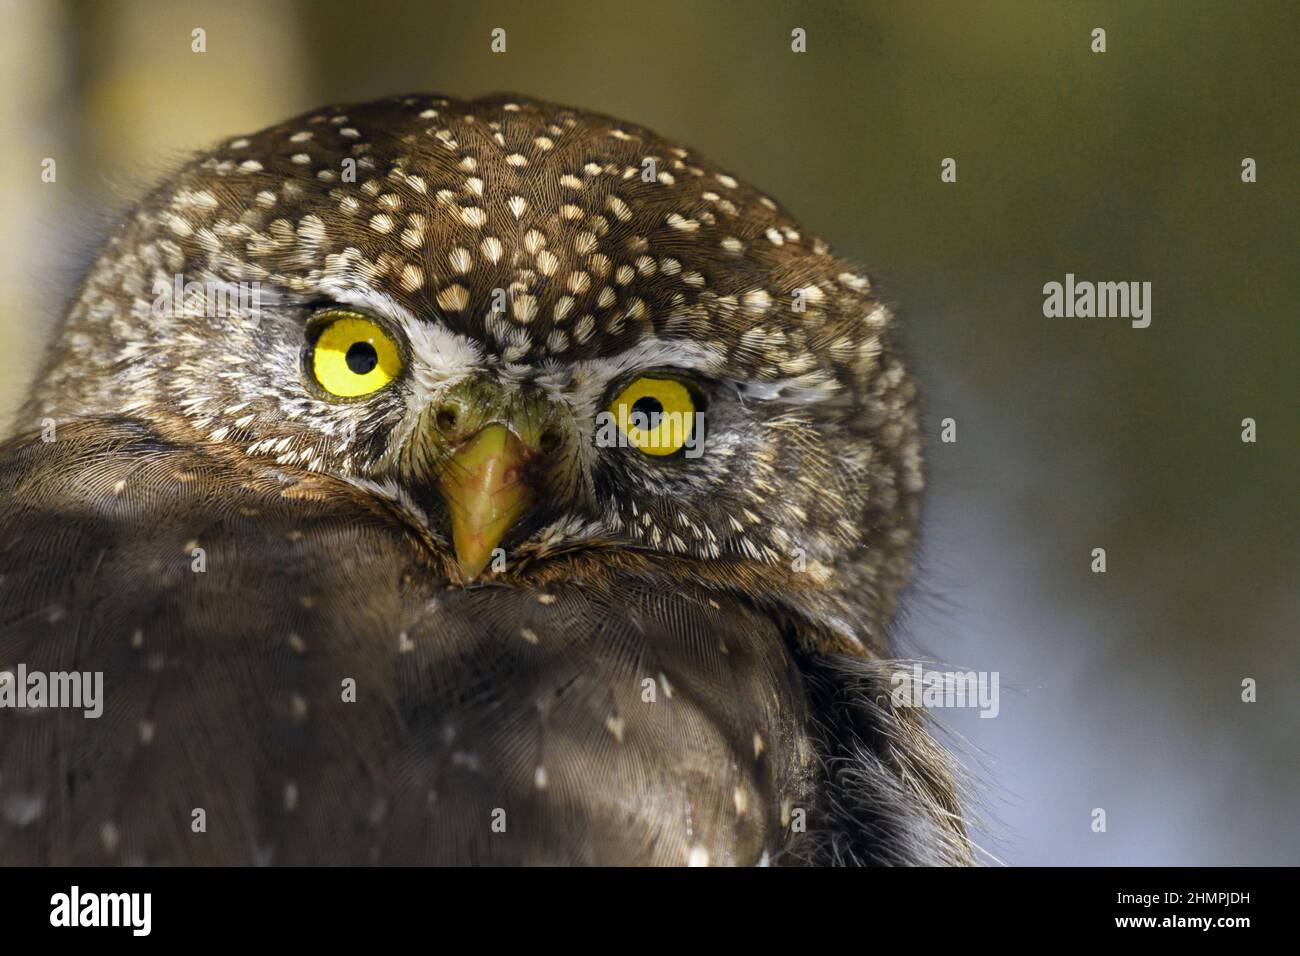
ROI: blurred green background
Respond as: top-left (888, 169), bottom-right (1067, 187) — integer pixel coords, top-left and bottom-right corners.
top-left (1, 0), bottom-right (1295, 863)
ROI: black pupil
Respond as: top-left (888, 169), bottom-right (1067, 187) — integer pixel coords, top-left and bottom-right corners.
top-left (632, 396), bottom-right (664, 427)
top-left (346, 341), bottom-right (378, 375)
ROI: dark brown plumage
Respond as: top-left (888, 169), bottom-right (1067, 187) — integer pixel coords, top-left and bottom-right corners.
top-left (0, 94), bottom-right (970, 865)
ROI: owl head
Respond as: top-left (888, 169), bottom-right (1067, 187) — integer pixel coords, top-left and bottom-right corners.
top-left (28, 94), bottom-right (923, 656)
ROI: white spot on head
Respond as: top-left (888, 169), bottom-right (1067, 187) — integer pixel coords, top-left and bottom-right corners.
top-left (436, 284), bottom-right (469, 311)
top-left (512, 295), bottom-right (538, 324)
top-left (399, 265), bottom-right (424, 292)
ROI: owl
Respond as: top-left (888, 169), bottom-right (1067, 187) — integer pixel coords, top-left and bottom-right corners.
top-left (0, 94), bottom-right (970, 865)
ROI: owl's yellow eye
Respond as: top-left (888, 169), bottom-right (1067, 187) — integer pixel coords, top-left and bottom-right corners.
top-left (311, 313), bottom-right (403, 397)
top-left (607, 376), bottom-right (697, 456)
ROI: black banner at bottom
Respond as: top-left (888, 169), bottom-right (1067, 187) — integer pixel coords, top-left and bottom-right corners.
top-left (0, 866), bottom-right (1282, 940)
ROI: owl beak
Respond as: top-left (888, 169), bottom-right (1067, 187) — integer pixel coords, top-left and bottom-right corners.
top-left (437, 423), bottom-right (537, 580)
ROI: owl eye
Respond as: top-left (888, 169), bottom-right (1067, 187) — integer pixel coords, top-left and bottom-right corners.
top-left (310, 312), bottom-right (403, 397)
top-left (606, 376), bottom-right (697, 457)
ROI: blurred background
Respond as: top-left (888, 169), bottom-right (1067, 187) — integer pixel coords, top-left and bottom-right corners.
top-left (1, 0), bottom-right (1295, 864)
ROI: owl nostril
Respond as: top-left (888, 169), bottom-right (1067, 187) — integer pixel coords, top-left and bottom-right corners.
top-left (539, 428), bottom-right (561, 454)
top-left (435, 406), bottom-right (459, 433)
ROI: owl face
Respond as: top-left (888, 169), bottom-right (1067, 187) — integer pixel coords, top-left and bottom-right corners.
top-left (31, 94), bottom-right (922, 649)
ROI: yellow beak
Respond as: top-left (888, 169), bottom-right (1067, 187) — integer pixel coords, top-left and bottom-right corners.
top-left (437, 423), bottom-right (536, 579)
